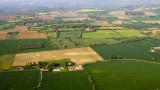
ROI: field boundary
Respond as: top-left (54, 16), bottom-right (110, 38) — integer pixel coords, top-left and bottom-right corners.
top-left (106, 59), bottom-right (160, 64)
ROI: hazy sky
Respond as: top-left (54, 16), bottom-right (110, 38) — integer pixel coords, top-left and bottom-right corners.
top-left (0, 0), bottom-right (160, 7)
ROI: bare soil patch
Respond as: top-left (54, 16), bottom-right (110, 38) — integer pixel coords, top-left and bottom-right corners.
top-left (0, 15), bottom-right (15, 19)
top-left (0, 26), bottom-right (47, 40)
top-left (62, 18), bottom-right (88, 21)
top-left (144, 11), bottom-right (157, 17)
top-left (40, 11), bottom-right (78, 20)
top-left (13, 47), bottom-right (104, 66)
top-left (109, 11), bottom-right (129, 19)
top-left (143, 20), bottom-right (160, 24)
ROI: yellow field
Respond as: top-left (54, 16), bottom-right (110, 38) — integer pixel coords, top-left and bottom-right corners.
top-left (13, 47), bottom-right (104, 66)
top-left (80, 9), bottom-right (105, 12)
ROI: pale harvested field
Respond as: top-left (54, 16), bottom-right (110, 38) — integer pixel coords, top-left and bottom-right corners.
top-left (62, 17), bottom-right (88, 21)
top-left (40, 11), bottom-right (78, 20)
top-left (0, 32), bottom-right (7, 40)
top-left (0, 15), bottom-right (15, 19)
top-left (0, 26), bottom-right (47, 40)
top-left (142, 30), bottom-right (160, 35)
top-left (143, 20), bottom-right (160, 24)
top-left (13, 47), bottom-right (104, 66)
top-left (144, 11), bottom-right (157, 17)
top-left (109, 11), bottom-right (129, 19)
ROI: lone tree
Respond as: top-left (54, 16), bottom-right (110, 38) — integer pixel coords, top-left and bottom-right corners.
top-left (80, 31), bottom-right (82, 38)
top-left (56, 31), bottom-right (61, 38)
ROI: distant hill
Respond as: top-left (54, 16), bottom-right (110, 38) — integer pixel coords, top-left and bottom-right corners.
top-left (1, 0), bottom-right (160, 8)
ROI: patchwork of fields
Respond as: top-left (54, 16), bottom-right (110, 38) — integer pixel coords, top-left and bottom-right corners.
top-left (85, 60), bottom-right (160, 90)
top-left (92, 38), bottom-right (160, 62)
top-left (1, 5), bottom-right (160, 90)
top-left (0, 70), bottom-right (39, 90)
top-left (0, 39), bottom-right (54, 55)
top-left (48, 30), bottom-right (145, 39)
top-left (40, 71), bottom-right (92, 90)
top-left (83, 30), bottom-right (145, 39)
top-left (0, 26), bottom-right (47, 40)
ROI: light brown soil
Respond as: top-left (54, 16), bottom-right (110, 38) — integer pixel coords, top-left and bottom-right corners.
top-left (0, 26), bottom-right (47, 40)
top-left (109, 11), bottom-right (129, 19)
top-left (13, 47), bottom-right (104, 66)
top-left (40, 11), bottom-right (78, 20)
top-left (0, 15), bottom-right (15, 19)
top-left (62, 18), bottom-right (88, 21)
top-left (143, 20), bottom-right (160, 24)
top-left (144, 11), bottom-right (157, 17)
top-left (142, 30), bottom-right (160, 35)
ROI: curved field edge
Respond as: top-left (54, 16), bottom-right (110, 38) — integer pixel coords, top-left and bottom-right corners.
top-left (84, 60), bottom-right (160, 90)
top-left (91, 38), bottom-right (160, 62)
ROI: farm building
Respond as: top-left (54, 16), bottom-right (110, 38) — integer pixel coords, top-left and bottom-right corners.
top-left (68, 65), bottom-right (83, 71)
top-left (151, 46), bottom-right (160, 51)
top-left (14, 66), bottom-right (24, 71)
top-left (53, 67), bottom-right (64, 71)
top-left (85, 28), bottom-right (92, 31)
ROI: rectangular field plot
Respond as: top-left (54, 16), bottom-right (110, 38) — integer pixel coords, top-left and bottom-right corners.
top-left (84, 60), bottom-right (160, 90)
top-left (0, 39), bottom-right (54, 55)
top-left (0, 70), bottom-right (39, 90)
top-left (83, 30), bottom-right (122, 39)
top-left (48, 31), bottom-right (81, 38)
top-left (0, 54), bottom-right (15, 71)
top-left (92, 38), bottom-right (160, 62)
top-left (83, 30), bottom-right (145, 39)
top-left (115, 30), bottom-right (146, 37)
top-left (40, 71), bottom-right (92, 90)
top-left (13, 47), bottom-right (103, 66)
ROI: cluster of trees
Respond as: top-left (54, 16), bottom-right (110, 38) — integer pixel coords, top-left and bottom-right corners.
top-left (119, 37), bottom-right (145, 43)
top-left (24, 62), bottom-right (37, 69)
top-left (18, 43), bottom-right (43, 50)
top-left (121, 22), bottom-right (160, 30)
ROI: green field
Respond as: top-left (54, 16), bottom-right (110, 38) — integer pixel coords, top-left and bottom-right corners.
top-left (49, 37), bottom-right (119, 49)
top-left (0, 54), bottom-right (15, 71)
top-left (0, 23), bottom-right (16, 30)
top-left (0, 70), bottom-right (39, 90)
top-left (0, 39), bottom-right (54, 55)
top-left (83, 30), bottom-right (145, 39)
top-left (85, 60), bottom-right (160, 90)
top-left (48, 31), bottom-right (81, 38)
top-left (40, 71), bottom-right (92, 90)
top-left (91, 38), bottom-right (160, 62)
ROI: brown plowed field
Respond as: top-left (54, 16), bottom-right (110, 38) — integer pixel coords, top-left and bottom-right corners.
top-left (0, 26), bottom-right (47, 40)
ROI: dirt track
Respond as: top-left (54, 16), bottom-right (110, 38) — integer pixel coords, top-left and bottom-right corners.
top-left (13, 47), bottom-right (104, 66)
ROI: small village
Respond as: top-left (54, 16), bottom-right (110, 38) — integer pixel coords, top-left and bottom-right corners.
top-left (13, 59), bottom-right (84, 72)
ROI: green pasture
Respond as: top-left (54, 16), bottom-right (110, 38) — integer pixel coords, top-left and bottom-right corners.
top-left (0, 39), bottom-right (54, 55)
top-left (0, 70), bottom-right (39, 90)
top-left (91, 38), bottom-right (160, 62)
top-left (85, 60), bottom-right (160, 90)
top-left (40, 71), bottom-right (92, 90)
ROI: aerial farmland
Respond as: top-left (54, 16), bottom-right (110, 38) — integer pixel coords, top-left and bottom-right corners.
top-left (1, 0), bottom-right (160, 90)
